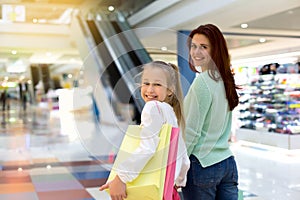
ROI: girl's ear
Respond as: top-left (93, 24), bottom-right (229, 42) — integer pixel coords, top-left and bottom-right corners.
top-left (168, 88), bottom-right (174, 97)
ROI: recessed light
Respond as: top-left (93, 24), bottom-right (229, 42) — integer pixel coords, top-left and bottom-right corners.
top-left (259, 38), bottom-right (266, 43)
top-left (241, 23), bottom-right (248, 29)
top-left (108, 6), bottom-right (115, 12)
top-left (11, 50), bottom-right (17, 55)
top-left (161, 46), bottom-right (167, 51)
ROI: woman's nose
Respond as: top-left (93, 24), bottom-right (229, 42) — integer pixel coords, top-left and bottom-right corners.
top-left (195, 46), bottom-right (204, 54)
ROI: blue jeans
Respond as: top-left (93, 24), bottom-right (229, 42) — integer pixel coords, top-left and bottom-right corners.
top-left (182, 155), bottom-right (238, 200)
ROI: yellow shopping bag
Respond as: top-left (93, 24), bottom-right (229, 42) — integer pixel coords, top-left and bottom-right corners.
top-left (106, 124), bottom-right (172, 200)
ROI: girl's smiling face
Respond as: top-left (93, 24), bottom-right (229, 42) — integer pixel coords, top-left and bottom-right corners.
top-left (141, 67), bottom-right (172, 103)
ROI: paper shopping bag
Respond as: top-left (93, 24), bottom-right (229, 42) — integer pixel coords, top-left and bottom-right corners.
top-left (106, 123), bottom-right (172, 200)
top-left (163, 127), bottom-right (179, 200)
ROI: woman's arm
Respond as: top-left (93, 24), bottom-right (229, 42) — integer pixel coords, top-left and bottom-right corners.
top-left (184, 76), bottom-right (212, 155)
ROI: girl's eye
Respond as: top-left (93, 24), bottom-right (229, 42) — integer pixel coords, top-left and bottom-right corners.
top-left (142, 82), bottom-right (162, 87)
top-left (201, 45), bottom-right (207, 49)
top-left (142, 82), bottom-right (150, 86)
top-left (191, 44), bottom-right (197, 49)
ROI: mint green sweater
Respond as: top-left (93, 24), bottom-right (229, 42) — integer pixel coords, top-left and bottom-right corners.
top-left (184, 71), bottom-right (233, 167)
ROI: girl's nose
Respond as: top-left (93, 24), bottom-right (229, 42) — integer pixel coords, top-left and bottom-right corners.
top-left (147, 85), bottom-right (154, 92)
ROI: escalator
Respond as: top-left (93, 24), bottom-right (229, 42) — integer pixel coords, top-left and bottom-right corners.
top-left (112, 11), bottom-right (152, 66)
top-left (71, 13), bottom-right (152, 124)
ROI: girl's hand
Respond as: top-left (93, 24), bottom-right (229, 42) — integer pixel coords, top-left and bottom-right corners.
top-left (99, 175), bottom-right (127, 200)
top-left (174, 184), bottom-right (181, 190)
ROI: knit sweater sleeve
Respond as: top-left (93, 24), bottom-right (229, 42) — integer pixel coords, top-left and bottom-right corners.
top-left (184, 75), bottom-right (212, 156)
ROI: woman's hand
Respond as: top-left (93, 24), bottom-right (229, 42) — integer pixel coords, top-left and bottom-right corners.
top-left (99, 175), bottom-right (127, 200)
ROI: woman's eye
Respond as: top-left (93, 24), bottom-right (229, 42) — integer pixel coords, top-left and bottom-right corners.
top-left (153, 83), bottom-right (162, 87)
top-left (191, 43), bottom-right (208, 50)
top-left (142, 82), bottom-right (150, 86)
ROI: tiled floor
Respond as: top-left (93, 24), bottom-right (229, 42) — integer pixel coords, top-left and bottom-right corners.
top-left (0, 106), bottom-right (114, 200)
top-left (0, 104), bottom-right (299, 199)
top-left (232, 141), bottom-right (300, 200)
top-left (0, 161), bottom-right (110, 200)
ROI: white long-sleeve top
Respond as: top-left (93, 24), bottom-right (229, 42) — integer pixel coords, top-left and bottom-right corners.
top-left (116, 100), bottom-right (190, 187)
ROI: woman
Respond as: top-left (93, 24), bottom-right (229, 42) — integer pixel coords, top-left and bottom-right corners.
top-left (182, 24), bottom-right (240, 200)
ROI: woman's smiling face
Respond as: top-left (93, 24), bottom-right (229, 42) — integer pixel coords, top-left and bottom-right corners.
top-left (140, 67), bottom-right (171, 103)
top-left (190, 33), bottom-right (211, 71)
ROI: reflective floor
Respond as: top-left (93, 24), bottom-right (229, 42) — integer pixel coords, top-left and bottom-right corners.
top-left (0, 103), bottom-right (299, 199)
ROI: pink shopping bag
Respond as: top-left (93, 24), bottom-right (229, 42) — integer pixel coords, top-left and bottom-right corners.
top-left (163, 127), bottom-right (179, 200)
top-left (172, 187), bottom-right (181, 200)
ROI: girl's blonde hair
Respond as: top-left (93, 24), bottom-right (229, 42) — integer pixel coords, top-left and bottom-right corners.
top-left (143, 61), bottom-right (185, 136)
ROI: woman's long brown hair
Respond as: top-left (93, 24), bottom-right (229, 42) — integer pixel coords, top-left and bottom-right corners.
top-left (187, 24), bottom-right (240, 111)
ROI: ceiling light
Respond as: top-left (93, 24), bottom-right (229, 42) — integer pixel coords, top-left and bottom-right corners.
top-left (32, 18), bottom-right (38, 23)
top-left (108, 6), bottom-right (115, 12)
top-left (259, 38), bottom-right (266, 43)
top-left (11, 50), bottom-right (17, 55)
top-left (241, 23), bottom-right (248, 29)
top-left (161, 46), bottom-right (167, 51)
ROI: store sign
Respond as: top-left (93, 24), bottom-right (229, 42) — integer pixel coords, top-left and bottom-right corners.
top-left (6, 59), bottom-right (29, 73)
top-left (1, 4), bottom-right (26, 22)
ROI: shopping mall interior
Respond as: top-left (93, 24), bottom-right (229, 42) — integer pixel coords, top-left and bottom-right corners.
top-left (0, 0), bottom-right (299, 199)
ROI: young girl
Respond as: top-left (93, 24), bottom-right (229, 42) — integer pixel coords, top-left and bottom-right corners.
top-left (99, 61), bottom-right (190, 200)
